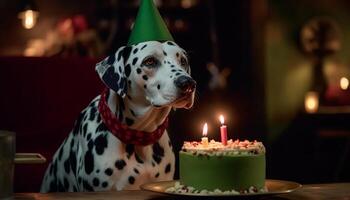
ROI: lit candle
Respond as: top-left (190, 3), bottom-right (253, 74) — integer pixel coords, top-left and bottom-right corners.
top-left (201, 123), bottom-right (209, 146)
top-left (305, 91), bottom-right (319, 113)
top-left (219, 115), bottom-right (228, 145)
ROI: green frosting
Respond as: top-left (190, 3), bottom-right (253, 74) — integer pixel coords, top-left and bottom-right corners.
top-left (179, 151), bottom-right (266, 191)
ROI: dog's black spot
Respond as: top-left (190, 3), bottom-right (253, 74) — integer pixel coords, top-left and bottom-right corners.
top-left (122, 46), bottom-right (132, 64)
top-left (96, 123), bottom-right (108, 132)
top-left (83, 180), bottom-right (94, 191)
top-left (69, 150), bottom-right (77, 175)
top-left (96, 114), bottom-right (101, 123)
top-left (84, 150), bottom-right (94, 174)
top-left (142, 75), bottom-right (148, 80)
top-left (133, 48), bottom-right (138, 54)
top-left (117, 48), bottom-right (124, 61)
top-left (176, 52), bottom-right (179, 57)
top-left (167, 41), bottom-right (175, 46)
top-left (125, 144), bottom-right (134, 158)
top-left (93, 177), bottom-right (100, 187)
top-left (164, 61), bottom-right (166, 64)
top-left (175, 72), bottom-right (181, 76)
top-left (70, 139), bottom-right (75, 148)
top-left (49, 180), bottom-right (57, 192)
top-left (125, 117), bottom-right (134, 126)
top-left (163, 51), bottom-right (167, 56)
top-left (58, 180), bottom-right (65, 192)
top-left (135, 153), bottom-right (144, 164)
top-left (72, 111), bottom-right (85, 135)
top-left (102, 181), bottom-right (108, 188)
top-left (157, 84), bottom-right (160, 90)
top-left (64, 177), bottom-right (69, 190)
top-left (117, 96), bottom-right (125, 120)
top-left (87, 133), bottom-right (91, 140)
top-left (171, 65), bottom-right (175, 68)
top-left (130, 109), bottom-right (136, 117)
top-left (144, 84), bottom-right (147, 89)
top-left (94, 134), bottom-right (108, 155)
top-left (136, 68), bottom-right (142, 74)
top-left (165, 163), bottom-right (171, 173)
top-left (128, 80), bottom-right (131, 86)
top-left (96, 169), bottom-right (100, 173)
top-left (105, 168), bottom-right (113, 176)
top-left (170, 76), bottom-right (173, 78)
top-left (171, 69), bottom-right (176, 72)
top-left (134, 168), bottom-right (139, 174)
top-left (78, 177), bottom-right (82, 184)
top-left (152, 142), bottom-right (164, 164)
top-left (132, 57), bottom-right (138, 65)
top-left (141, 44), bottom-right (147, 50)
top-left (115, 159), bottom-right (126, 170)
top-left (88, 139), bottom-right (94, 150)
top-left (58, 147), bottom-right (64, 161)
top-left (155, 172), bottom-right (159, 178)
top-left (167, 61), bottom-right (171, 64)
top-left (107, 55), bottom-right (115, 65)
top-left (119, 66), bottom-right (122, 73)
top-left (89, 107), bottom-right (97, 121)
top-left (128, 176), bottom-right (135, 184)
top-left (102, 67), bottom-right (121, 93)
top-left (125, 64), bottom-right (131, 77)
top-left (53, 161), bottom-right (58, 177)
top-left (64, 159), bottom-right (70, 174)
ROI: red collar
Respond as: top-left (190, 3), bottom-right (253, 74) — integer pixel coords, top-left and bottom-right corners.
top-left (98, 88), bottom-right (168, 146)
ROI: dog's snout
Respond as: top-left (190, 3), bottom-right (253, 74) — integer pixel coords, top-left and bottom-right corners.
top-left (174, 75), bottom-right (196, 94)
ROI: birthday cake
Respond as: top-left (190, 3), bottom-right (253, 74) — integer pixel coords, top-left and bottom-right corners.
top-left (167, 139), bottom-right (266, 194)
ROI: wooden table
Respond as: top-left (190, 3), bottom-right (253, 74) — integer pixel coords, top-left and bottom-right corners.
top-left (14, 183), bottom-right (350, 200)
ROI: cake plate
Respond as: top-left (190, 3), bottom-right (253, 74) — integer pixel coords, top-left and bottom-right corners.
top-left (141, 179), bottom-right (301, 197)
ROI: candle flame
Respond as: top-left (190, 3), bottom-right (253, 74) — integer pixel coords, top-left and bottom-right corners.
top-left (219, 115), bottom-right (225, 125)
top-left (202, 123), bottom-right (208, 137)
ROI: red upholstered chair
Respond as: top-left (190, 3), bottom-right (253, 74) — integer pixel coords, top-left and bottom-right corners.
top-left (0, 56), bottom-right (104, 192)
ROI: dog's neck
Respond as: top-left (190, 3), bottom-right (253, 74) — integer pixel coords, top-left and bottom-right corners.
top-left (106, 89), bottom-right (171, 132)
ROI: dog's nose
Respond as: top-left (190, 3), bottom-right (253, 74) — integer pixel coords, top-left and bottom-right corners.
top-left (174, 75), bottom-right (196, 94)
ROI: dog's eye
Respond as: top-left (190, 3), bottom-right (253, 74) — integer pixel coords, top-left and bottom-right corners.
top-left (180, 57), bottom-right (188, 66)
top-left (142, 57), bottom-right (158, 67)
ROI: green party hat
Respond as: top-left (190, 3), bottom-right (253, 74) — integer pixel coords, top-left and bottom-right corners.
top-left (127, 0), bottom-right (174, 45)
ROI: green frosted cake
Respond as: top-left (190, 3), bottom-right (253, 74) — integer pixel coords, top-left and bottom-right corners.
top-left (168, 139), bottom-right (266, 194)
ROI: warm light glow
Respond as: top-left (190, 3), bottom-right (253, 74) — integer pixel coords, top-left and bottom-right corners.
top-left (181, 0), bottom-right (196, 9)
top-left (18, 10), bottom-right (39, 29)
top-left (219, 115), bottom-right (225, 125)
top-left (202, 123), bottom-right (208, 137)
top-left (305, 92), bottom-right (319, 113)
top-left (340, 77), bottom-right (349, 90)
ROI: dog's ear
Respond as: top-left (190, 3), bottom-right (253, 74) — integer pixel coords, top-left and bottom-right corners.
top-left (96, 46), bottom-right (128, 97)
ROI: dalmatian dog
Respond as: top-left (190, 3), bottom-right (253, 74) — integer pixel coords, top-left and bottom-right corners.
top-left (40, 41), bottom-right (196, 192)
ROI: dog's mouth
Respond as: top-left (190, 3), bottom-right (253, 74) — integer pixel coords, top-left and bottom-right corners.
top-left (151, 92), bottom-right (194, 109)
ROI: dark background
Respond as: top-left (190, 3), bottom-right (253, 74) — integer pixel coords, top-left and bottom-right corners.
top-left (0, 0), bottom-right (350, 192)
